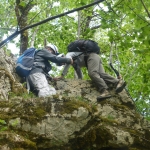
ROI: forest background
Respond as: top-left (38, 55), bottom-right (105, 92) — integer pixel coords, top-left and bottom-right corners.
top-left (0, 0), bottom-right (150, 120)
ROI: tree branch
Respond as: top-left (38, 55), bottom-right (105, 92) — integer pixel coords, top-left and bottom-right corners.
top-left (0, 0), bottom-right (105, 48)
top-left (0, 28), bottom-right (16, 32)
top-left (91, 25), bottom-right (101, 30)
top-left (140, 0), bottom-right (150, 18)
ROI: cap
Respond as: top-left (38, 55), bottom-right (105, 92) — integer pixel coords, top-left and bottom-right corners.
top-left (46, 43), bottom-right (58, 54)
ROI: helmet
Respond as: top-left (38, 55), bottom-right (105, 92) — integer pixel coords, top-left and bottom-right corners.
top-left (46, 43), bottom-right (59, 54)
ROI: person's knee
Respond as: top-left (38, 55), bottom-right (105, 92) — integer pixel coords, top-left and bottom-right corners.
top-left (88, 71), bottom-right (97, 79)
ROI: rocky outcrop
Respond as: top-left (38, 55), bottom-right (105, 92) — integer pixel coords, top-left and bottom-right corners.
top-left (0, 49), bottom-right (26, 101)
top-left (0, 49), bottom-right (150, 150)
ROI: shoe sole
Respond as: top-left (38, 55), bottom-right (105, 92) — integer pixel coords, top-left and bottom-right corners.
top-left (115, 82), bottom-right (126, 93)
top-left (97, 95), bottom-right (112, 102)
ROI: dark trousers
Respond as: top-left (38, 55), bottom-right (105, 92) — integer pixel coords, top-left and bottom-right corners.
top-left (87, 53), bottom-right (119, 92)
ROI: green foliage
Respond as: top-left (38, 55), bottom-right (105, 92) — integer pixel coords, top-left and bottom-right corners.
top-left (22, 92), bottom-right (36, 99)
top-left (9, 91), bottom-right (36, 99)
top-left (0, 126), bottom-right (8, 131)
top-left (19, 1), bottom-right (27, 7)
top-left (0, 119), bottom-right (8, 131)
top-left (0, 119), bottom-right (6, 125)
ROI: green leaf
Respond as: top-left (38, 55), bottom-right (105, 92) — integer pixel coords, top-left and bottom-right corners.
top-left (31, 1), bottom-right (36, 5)
top-left (0, 119), bottom-right (6, 125)
top-left (19, 1), bottom-right (26, 7)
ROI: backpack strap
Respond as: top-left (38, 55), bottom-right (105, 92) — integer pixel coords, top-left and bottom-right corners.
top-left (72, 52), bottom-right (84, 61)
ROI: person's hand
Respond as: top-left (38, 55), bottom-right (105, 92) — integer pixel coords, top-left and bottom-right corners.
top-left (117, 75), bottom-right (122, 80)
top-left (53, 76), bottom-right (64, 81)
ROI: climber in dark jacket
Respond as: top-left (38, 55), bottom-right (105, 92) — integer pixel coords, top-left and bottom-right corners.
top-left (27, 43), bottom-right (73, 97)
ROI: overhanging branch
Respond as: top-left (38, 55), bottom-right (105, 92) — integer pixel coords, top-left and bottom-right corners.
top-left (0, 0), bottom-right (105, 48)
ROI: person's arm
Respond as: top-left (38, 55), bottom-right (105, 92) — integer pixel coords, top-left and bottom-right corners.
top-left (61, 52), bottom-right (83, 78)
top-left (72, 59), bottom-right (83, 79)
top-left (61, 52), bottom-right (74, 78)
top-left (61, 64), bottom-right (71, 78)
top-left (38, 49), bottom-right (73, 64)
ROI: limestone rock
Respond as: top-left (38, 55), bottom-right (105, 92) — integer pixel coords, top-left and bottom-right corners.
top-left (0, 48), bottom-right (150, 150)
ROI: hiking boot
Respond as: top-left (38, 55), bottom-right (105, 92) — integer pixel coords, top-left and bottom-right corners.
top-left (115, 80), bottom-right (126, 93)
top-left (97, 90), bottom-right (111, 102)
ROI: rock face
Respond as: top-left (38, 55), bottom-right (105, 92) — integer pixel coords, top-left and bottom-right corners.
top-left (0, 49), bottom-right (150, 150)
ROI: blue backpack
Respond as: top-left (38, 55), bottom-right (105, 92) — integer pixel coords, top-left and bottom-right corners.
top-left (15, 47), bottom-right (36, 77)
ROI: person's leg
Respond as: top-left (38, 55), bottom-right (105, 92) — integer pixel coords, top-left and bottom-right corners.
top-left (87, 53), bottom-right (111, 100)
top-left (87, 53), bottom-right (126, 101)
top-left (99, 64), bottom-right (119, 86)
top-left (96, 55), bottom-right (126, 94)
top-left (28, 72), bottom-right (56, 97)
top-left (72, 59), bottom-right (83, 79)
top-left (87, 53), bottom-right (108, 92)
